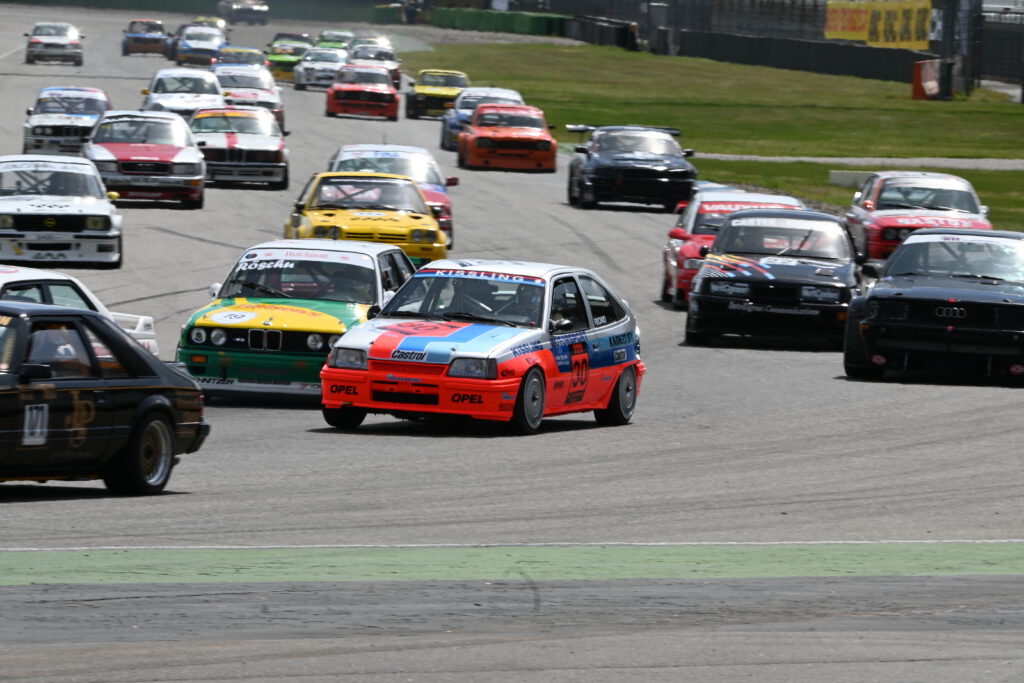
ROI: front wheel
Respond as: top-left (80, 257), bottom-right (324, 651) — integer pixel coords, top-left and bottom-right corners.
top-left (843, 318), bottom-right (884, 379)
top-left (594, 365), bottom-right (638, 426)
top-left (509, 367), bottom-right (545, 434)
top-left (323, 406), bottom-right (366, 430)
top-left (684, 317), bottom-right (714, 346)
top-left (269, 168), bottom-right (289, 191)
top-left (294, 82), bottom-right (306, 91)
top-left (182, 195), bottom-right (203, 210)
top-left (103, 414), bottom-right (175, 495)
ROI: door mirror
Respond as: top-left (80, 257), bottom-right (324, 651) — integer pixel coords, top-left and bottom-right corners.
top-left (209, 282), bottom-right (221, 298)
top-left (18, 363), bottom-right (52, 383)
top-left (549, 318), bottom-right (573, 333)
top-left (429, 205), bottom-right (443, 218)
top-left (682, 148), bottom-right (694, 157)
top-left (366, 304), bottom-right (381, 320)
top-left (861, 263), bottom-right (880, 279)
top-left (699, 245), bottom-right (710, 257)
top-left (446, 176), bottom-right (459, 187)
top-left (981, 205), bottom-right (989, 216)
top-left (574, 145), bottom-right (588, 154)
top-left (382, 290), bottom-right (396, 304)
top-left (668, 227), bottom-right (687, 240)
top-left (141, 88), bottom-right (150, 95)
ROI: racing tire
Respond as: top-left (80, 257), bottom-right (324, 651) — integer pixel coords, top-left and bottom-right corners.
top-left (387, 115), bottom-right (398, 122)
top-left (122, 45), bottom-right (129, 56)
top-left (567, 173), bottom-right (580, 205)
top-left (74, 59), bottom-right (83, 67)
top-left (294, 82), bottom-right (306, 91)
top-left (842, 318), bottom-right (884, 380)
top-left (684, 318), bottom-right (714, 346)
top-left (456, 151), bottom-right (466, 168)
top-left (182, 196), bottom-right (204, 210)
top-left (509, 368), bottom-right (545, 435)
top-left (322, 406), bottom-right (366, 430)
top-left (325, 108), bottom-right (335, 118)
top-left (102, 413), bottom-right (175, 495)
top-left (407, 107), bottom-right (419, 120)
top-left (671, 291), bottom-right (688, 311)
top-left (269, 168), bottom-right (289, 191)
top-left (594, 364), bottom-right (638, 427)
top-left (660, 273), bottom-right (672, 303)
top-left (25, 55), bottom-right (34, 64)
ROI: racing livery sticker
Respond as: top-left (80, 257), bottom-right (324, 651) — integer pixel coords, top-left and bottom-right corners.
top-left (22, 404), bottom-right (48, 446)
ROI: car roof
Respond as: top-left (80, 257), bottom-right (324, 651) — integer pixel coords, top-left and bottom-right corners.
top-left (193, 106), bottom-right (270, 117)
top-left (0, 265), bottom-right (80, 286)
top-left (905, 228), bottom-right (1024, 241)
top-left (128, 18), bottom-right (163, 24)
top-left (38, 86), bottom-right (107, 98)
top-left (219, 46), bottom-right (263, 53)
top-left (211, 64), bottom-right (268, 76)
top-left (341, 64), bottom-right (390, 73)
top-left (418, 68), bottom-right (467, 76)
top-left (873, 171), bottom-right (966, 181)
top-left (0, 154), bottom-right (99, 170)
top-left (0, 300), bottom-right (102, 318)
top-left (458, 87), bottom-right (521, 98)
top-left (725, 208), bottom-right (843, 224)
top-left (154, 67), bottom-right (219, 79)
top-left (315, 171), bottom-right (416, 182)
top-left (694, 190), bottom-right (803, 205)
top-left (419, 259), bottom-right (581, 280)
top-left (476, 103), bottom-right (542, 114)
top-left (98, 109), bottom-right (184, 122)
top-left (338, 144), bottom-right (432, 157)
top-left (33, 22), bottom-right (72, 27)
top-left (242, 239), bottom-right (405, 257)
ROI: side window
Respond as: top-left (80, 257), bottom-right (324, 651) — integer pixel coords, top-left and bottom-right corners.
top-left (82, 324), bottom-right (132, 379)
top-left (47, 283), bottom-right (95, 310)
top-left (378, 254), bottom-right (399, 292)
top-left (579, 276), bottom-right (625, 328)
top-left (549, 277), bottom-right (588, 332)
top-left (25, 321), bottom-right (96, 379)
top-left (389, 252), bottom-right (415, 285)
top-left (1, 284), bottom-right (44, 304)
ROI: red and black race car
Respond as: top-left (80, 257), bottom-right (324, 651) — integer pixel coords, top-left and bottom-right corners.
top-left (325, 65), bottom-right (398, 121)
top-left (842, 171), bottom-right (992, 262)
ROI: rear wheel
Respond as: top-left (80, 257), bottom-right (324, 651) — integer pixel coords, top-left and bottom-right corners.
top-left (509, 368), bottom-right (545, 435)
top-left (594, 365), bottom-right (638, 426)
top-left (103, 413), bottom-right (174, 495)
top-left (322, 406), bottom-right (366, 430)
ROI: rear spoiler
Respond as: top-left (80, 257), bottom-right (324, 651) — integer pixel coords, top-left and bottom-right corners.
top-left (110, 311), bottom-right (160, 356)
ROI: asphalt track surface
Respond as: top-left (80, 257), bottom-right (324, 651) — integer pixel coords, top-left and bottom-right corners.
top-left (2, 5), bottom-right (1024, 681)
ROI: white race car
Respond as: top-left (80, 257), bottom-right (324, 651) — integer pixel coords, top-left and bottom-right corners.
top-left (211, 64), bottom-right (286, 129)
top-left (141, 68), bottom-right (226, 119)
top-left (189, 106), bottom-right (288, 189)
top-left (346, 44), bottom-right (401, 89)
top-left (292, 48), bottom-right (348, 90)
top-left (24, 22), bottom-right (84, 66)
top-left (0, 265), bottom-right (158, 355)
top-left (23, 86), bottom-right (111, 156)
top-left (0, 155), bottom-right (122, 268)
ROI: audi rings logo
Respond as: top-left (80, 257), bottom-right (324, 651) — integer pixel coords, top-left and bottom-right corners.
top-left (934, 306), bottom-right (967, 319)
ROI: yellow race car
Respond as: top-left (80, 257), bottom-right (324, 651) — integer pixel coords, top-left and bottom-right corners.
top-left (405, 69), bottom-right (469, 119)
top-left (284, 172), bottom-right (447, 266)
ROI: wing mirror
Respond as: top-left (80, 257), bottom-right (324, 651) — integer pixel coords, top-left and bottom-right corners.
top-left (25, 107), bottom-right (32, 116)
top-left (382, 290), bottom-right (396, 304)
top-left (699, 245), bottom-right (710, 257)
top-left (446, 176), bottom-right (459, 187)
top-left (682, 148), bottom-right (694, 157)
top-left (852, 191), bottom-right (862, 203)
top-left (574, 145), bottom-right (588, 154)
top-left (860, 263), bottom-right (880, 279)
top-left (209, 282), bottom-right (222, 298)
top-left (141, 88), bottom-right (150, 95)
top-left (197, 140), bottom-right (207, 146)
top-left (668, 227), bottom-right (687, 240)
top-left (429, 205), bottom-right (443, 218)
top-left (18, 364), bottom-right (52, 383)
top-left (981, 205), bottom-right (989, 216)
top-left (366, 304), bottom-right (381, 320)
top-left (862, 199), bottom-right (875, 210)
top-left (549, 318), bottom-right (573, 333)
top-left (107, 191), bottom-right (120, 201)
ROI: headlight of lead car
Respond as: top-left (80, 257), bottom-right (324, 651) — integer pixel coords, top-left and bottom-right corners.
top-left (0, 216), bottom-right (13, 229)
top-left (708, 280), bottom-right (750, 297)
top-left (448, 357), bottom-right (497, 379)
top-left (328, 347), bottom-right (367, 370)
top-left (189, 327), bottom-right (207, 344)
top-left (92, 161), bottom-right (117, 173)
top-left (84, 216), bottom-right (108, 230)
top-left (306, 333), bottom-right (324, 351)
top-left (800, 286), bottom-right (841, 303)
top-left (171, 163), bottom-right (200, 175)
top-left (410, 229), bottom-right (436, 243)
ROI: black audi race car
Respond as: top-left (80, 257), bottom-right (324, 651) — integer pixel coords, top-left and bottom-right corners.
top-left (843, 228), bottom-right (1024, 382)
top-left (685, 209), bottom-right (862, 345)
top-left (566, 124), bottom-right (697, 212)
top-left (0, 301), bottom-right (209, 495)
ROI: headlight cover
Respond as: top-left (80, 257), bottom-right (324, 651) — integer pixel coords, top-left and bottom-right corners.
top-left (328, 347), bottom-right (367, 370)
top-left (171, 163), bottom-right (200, 175)
top-left (448, 357), bottom-right (497, 379)
top-left (189, 327), bottom-right (207, 344)
top-left (410, 229), bottom-right (436, 243)
top-left (84, 216), bottom-right (108, 230)
top-left (210, 328), bottom-right (228, 346)
top-left (306, 333), bottom-right (324, 351)
top-left (682, 258), bottom-right (704, 270)
top-left (92, 161), bottom-right (118, 173)
top-left (800, 286), bottom-right (841, 304)
top-left (708, 280), bottom-right (750, 297)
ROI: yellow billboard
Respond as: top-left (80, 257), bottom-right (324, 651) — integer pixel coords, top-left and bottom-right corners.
top-left (826, 0), bottom-right (931, 50)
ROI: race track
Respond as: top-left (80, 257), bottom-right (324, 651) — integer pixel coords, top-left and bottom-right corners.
top-left (1, 5), bottom-right (1023, 681)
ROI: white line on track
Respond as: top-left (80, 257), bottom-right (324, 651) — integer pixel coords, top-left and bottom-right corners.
top-left (0, 45), bottom-right (24, 61)
top-left (4, 539), bottom-right (1024, 552)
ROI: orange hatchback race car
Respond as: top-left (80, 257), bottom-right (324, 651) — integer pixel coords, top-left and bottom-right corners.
top-left (456, 103), bottom-right (556, 172)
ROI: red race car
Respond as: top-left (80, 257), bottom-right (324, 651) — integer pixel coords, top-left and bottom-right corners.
top-left (456, 103), bottom-right (556, 172)
top-left (661, 190), bottom-right (805, 309)
top-left (325, 65), bottom-right (398, 121)
top-left (843, 171), bottom-right (992, 262)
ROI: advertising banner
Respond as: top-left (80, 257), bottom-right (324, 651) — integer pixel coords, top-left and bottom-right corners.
top-left (826, 0), bottom-right (932, 50)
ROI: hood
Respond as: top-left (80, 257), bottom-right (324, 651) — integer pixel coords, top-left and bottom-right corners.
top-left (703, 253), bottom-right (857, 287)
top-left (147, 93), bottom-right (224, 110)
top-left (871, 275), bottom-right (1024, 305)
top-left (333, 82), bottom-right (393, 93)
top-left (195, 132), bottom-right (283, 151)
top-left (31, 36), bottom-right (74, 45)
top-left (0, 195), bottom-right (113, 215)
top-left (26, 113), bottom-right (99, 128)
top-left (866, 211), bottom-right (991, 230)
top-left (88, 142), bottom-right (202, 163)
top-left (223, 87), bottom-right (280, 105)
top-left (305, 208), bottom-right (434, 227)
top-left (414, 85), bottom-right (460, 98)
top-left (595, 150), bottom-right (694, 170)
top-left (339, 318), bottom-right (539, 364)
top-left (472, 126), bottom-right (548, 140)
top-left (189, 297), bottom-right (368, 333)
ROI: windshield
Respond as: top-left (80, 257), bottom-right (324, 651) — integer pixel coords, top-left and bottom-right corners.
top-left (475, 112), bottom-right (544, 128)
top-left (33, 24), bottom-right (73, 37)
top-left (0, 162), bottom-right (104, 198)
top-left (383, 269), bottom-right (546, 328)
top-left (191, 113), bottom-right (279, 136)
top-left (886, 235), bottom-right (1024, 281)
top-left (129, 21), bottom-right (163, 33)
top-left (153, 76), bottom-right (220, 95)
top-left (459, 95), bottom-right (519, 111)
top-left (876, 180), bottom-right (980, 213)
top-left (350, 47), bottom-right (396, 61)
top-left (305, 50), bottom-right (344, 62)
top-left (332, 155), bottom-right (443, 185)
top-left (216, 72), bottom-right (274, 89)
top-left (184, 29), bottom-right (221, 42)
top-left (719, 219), bottom-right (850, 259)
top-left (93, 118), bottom-right (189, 146)
top-left (220, 251), bottom-right (378, 304)
top-left (34, 93), bottom-right (108, 116)
top-left (419, 72), bottom-right (467, 87)
top-left (311, 177), bottom-right (427, 213)
top-left (270, 44), bottom-right (308, 57)
top-left (336, 69), bottom-right (390, 85)
top-left (218, 50), bottom-right (264, 65)
top-left (594, 132), bottom-right (681, 155)
top-left (320, 32), bottom-right (352, 43)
